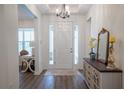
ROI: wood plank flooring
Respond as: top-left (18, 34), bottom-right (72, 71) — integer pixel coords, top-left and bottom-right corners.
top-left (19, 70), bottom-right (88, 89)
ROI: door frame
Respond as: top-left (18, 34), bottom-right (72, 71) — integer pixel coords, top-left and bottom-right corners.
top-left (48, 21), bottom-right (74, 69)
top-left (18, 5), bottom-right (41, 76)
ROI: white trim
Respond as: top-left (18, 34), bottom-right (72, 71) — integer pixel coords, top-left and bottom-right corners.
top-left (34, 70), bottom-right (42, 75)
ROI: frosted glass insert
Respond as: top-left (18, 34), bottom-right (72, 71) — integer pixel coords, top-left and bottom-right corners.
top-left (49, 25), bottom-right (54, 65)
top-left (74, 25), bottom-right (79, 64)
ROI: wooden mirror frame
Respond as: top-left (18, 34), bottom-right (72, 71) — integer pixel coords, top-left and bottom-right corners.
top-left (96, 28), bottom-right (110, 65)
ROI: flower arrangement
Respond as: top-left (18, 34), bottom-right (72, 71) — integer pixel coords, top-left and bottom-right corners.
top-left (109, 35), bottom-right (116, 46)
top-left (89, 37), bottom-right (97, 49)
top-left (89, 37), bottom-right (97, 60)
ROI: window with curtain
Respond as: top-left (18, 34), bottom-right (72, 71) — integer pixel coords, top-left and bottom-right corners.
top-left (18, 28), bottom-right (34, 55)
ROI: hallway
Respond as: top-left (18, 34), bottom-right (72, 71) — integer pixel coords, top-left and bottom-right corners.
top-left (0, 4), bottom-right (124, 89)
top-left (19, 70), bottom-right (88, 89)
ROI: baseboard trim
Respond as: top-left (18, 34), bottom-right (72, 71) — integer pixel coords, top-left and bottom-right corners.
top-left (34, 70), bottom-right (42, 75)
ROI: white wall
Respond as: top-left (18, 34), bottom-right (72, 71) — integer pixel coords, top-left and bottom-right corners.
top-left (18, 19), bottom-right (35, 28)
top-left (84, 18), bottom-right (91, 57)
top-left (0, 5), bottom-right (19, 88)
top-left (0, 5), bottom-right (8, 88)
top-left (0, 4), bottom-right (43, 88)
top-left (41, 14), bottom-right (87, 69)
top-left (25, 4), bottom-right (43, 75)
top-left (87, 4), bottom-right (124, 88)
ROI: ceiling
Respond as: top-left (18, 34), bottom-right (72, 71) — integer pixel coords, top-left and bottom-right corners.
top-left (37, 4), bottom-right (92, 15)
top-left (18, 5), bottom-right (36, 20)
top-left (18, 4), bottom-right (92, 20)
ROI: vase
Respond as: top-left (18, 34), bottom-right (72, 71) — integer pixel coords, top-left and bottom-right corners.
top-left (89, 48), bottom-right (96, 60)
top-left (90, 52), bottom-right (96, 60)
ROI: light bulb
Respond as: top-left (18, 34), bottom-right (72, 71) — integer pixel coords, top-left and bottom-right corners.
top-left (65, 5), bottom-right (69, 11)
top-left (56, 9), bottom-right (59, 14)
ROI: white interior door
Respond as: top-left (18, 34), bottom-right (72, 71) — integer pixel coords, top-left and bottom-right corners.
top-left (54, 21), bottom-right (73, 69)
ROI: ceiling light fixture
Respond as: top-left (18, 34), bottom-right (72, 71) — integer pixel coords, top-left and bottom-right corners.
top-left (56, 4), bottom-right (70, 19)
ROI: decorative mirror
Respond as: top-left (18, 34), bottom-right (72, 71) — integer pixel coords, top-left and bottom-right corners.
top-left (96, 28), bottom-right (110, 65)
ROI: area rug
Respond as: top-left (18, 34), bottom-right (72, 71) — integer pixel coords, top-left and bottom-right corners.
top-left (44, 69), bottom-right (81, 76)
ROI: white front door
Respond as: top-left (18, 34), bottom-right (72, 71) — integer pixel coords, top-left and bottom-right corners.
top-left (54, 21), bottom-right (73, 69)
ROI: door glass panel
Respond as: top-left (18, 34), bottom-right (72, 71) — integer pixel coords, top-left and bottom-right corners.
top-left (74, 25), bottom-right (79, 64)
top-left (49, 25), bottom-right (54, 65)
